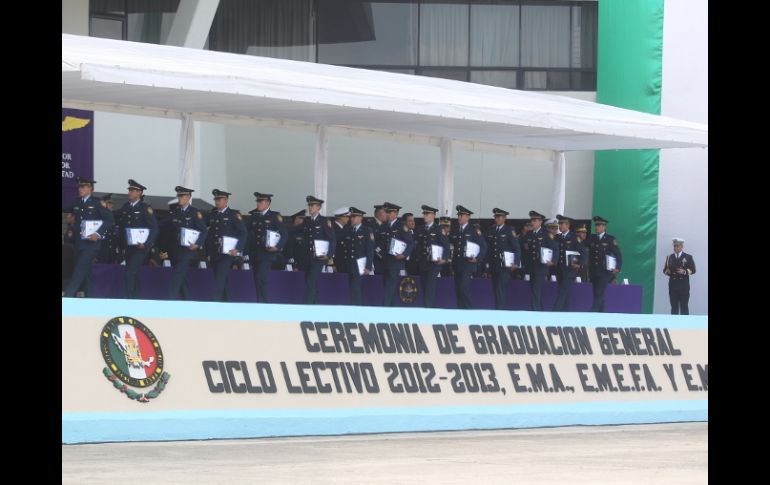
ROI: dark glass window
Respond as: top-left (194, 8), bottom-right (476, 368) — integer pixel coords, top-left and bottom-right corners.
top-left (90, 0), bottom-right (599, 91)
top-left (209, 0), bottom-right (315, 62)
top-left (318, 1), bottom-right (418, 66)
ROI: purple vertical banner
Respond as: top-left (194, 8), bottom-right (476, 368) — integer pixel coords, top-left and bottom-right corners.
top-left (61, 108), bottom-right (94, 207)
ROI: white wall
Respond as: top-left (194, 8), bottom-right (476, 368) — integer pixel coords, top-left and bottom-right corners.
top-left (62, 0), bottom-right (88, 35)
top-left (655, 0), bottom-right (708, 314)
top-left (93, 112), bottom-right (181, 197)
top-left (91, 91), bottom-right (595, 221)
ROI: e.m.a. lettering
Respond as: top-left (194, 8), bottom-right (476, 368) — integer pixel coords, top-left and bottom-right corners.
top-left (301, 322), bottom-right (429, 354)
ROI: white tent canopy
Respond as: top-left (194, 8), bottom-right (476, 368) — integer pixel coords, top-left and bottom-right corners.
top-left (61, 34), bottom-right (708, 214)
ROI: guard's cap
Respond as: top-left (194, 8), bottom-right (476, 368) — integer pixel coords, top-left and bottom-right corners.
top-left (127, 179), bottom-right (146, 191)
top-left (456, 205), bottom-right (473, 216)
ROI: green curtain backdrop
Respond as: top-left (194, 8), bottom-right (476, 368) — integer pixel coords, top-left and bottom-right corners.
top-left (595, 0), bottom-right (664, 313)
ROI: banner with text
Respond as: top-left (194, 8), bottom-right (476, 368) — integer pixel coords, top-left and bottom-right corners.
top-left (61, 108), bottom-right (94, 207)
top-left (62, 299), bottom-right (707, 443)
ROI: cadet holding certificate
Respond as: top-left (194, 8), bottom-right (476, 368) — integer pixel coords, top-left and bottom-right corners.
top-left (483, 208), bottom-right (521, 310)
top-left (114, 179), bottom-right (158, 299)
top-left (451, 205), bottom-right (487, 309)
top-left (344, 207), bottom-right (375, 305)
top-left (587, 216), bottom-right (623, 312)
top-left (521, 211), bottom-right (558, 311)
top-left (63, 177), bottom-right (115, 298)
top-left (379, 202), bottom-right (415, 307)
top-left (416, 205), bottom-right (450, 308)
top-left (552, 215), bottom-right (586, 312)
top-left (245, 192), bottom-right (288, 302)
top-left (160, 186), bottom-right (207, 300)
top-left (206, 189), bottom-right (248, 302)
top-left (302, 195), bottom-right (336, 304)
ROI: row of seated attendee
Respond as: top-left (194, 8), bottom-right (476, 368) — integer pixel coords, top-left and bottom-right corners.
top-left (62, 178), bottom-right (623, 311)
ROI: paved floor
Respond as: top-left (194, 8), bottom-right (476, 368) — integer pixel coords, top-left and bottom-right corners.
top-left (62, 422), bottom-right (707, 484)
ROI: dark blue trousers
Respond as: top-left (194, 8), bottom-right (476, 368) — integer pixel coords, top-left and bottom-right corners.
top-left (64, 242), bottom-right (101, 297)
top-left (124, 248), bottom-right (148, 299)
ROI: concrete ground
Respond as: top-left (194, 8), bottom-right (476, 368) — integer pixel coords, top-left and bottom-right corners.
top-left (62, 422), bottom-right (707, 485)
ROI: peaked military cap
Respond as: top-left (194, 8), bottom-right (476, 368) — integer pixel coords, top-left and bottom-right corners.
top-left (212, 189), bottom-right (231, 198)
top-left (349, 206), bottom-right (366, 216)
top-left (556, 214), bottom-right (574, 224)
top-left (175, 186), bottom-right (194, 196)
top-left (374, 204), bottom-right (385, 211)
top-left (127, 179), bottom-right (147, 191)
top-left (253, 191), bottom-right (273, 200)
top-left (492, 207), bottom-right (509, 216)
top-left (672, 237), bottom-right (685, 244)
top-left (306, 195), bottom-right (324, 205)
top-left (575, 225), bottom-right (588, 233)
top-left (545, 218), bottom-right (559, 227)
top-left (439, 216), bottom-right (452, 226)
top-left (456, 205), bottom-right (473, 216)
top-left (76, 177), bottom-right (96, 186)
top-left (529, 210), bottom-right (545, 220)
top-left (421, 204), bottom-right (438, 214)
top-left (383, 202), bottom-right (402, 212)
top-left (333, 207), bottom-right (351, 217)
top-left (592, 215), bottom-right (609, 224)
top-left (291, 209), bottom-right (307, 218)
top-left (101, 193), bottom-right (113, 202)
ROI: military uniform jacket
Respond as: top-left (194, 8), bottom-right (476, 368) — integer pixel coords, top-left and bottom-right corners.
top-left (345, 224), bottom-right (375, 273)
top-left (522, 227), bottom-right (558, 271)
top-left (160, 205), bottom-right (208, 255)
top-left (663, 252), bottom-right (695, 285)
top-left (378, 220), bottom-right (415, 270)
top-left (484, 224), bottom-right (521, 273)
top-left (303, 215), bottom-right (337, 263)
top-left (206, 207), bottom-right (247, 258)
top-left (416, 222), bottom-right (450, 272)
top-left (333, 221), bottom-right (349, 272)
top-left (557, 231), bottom-right (587, 277)
top-left (247, 209), bottom-right (288, 262)
top-left (68, 195), bottom-right (115, 250)
top-left (285, 225), bottom-right (306, 269)
top-left (115, 200), bottom-right (158, 249)
top-left (587, 233), bottom-right (623, 274)
top-left (451, 223), bottom-right (487, 273)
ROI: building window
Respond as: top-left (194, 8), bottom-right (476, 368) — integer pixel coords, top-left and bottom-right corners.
top-left (90, 0), bottom-right (180, 45)
top-left (89, 0), bottom-right (598, 91)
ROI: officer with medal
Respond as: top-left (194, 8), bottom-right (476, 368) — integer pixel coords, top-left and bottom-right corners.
top-left (302, 195), bottom-right (336, 304)
top-left (663, 237), bottom-right (696, 315)
top-left (96, 194), bottom-right (119, 264)
top-left (344, 207), bottom-right (374, 305)
top-left (484, 207), bottom-right (520, 310)
top-left (552, 214), bottom-right (586, 311)
top-left (415, 205), bottom-right (450, 308)
top-left (521, 210), bottom-right (558, 311)
top-left (438, 216), bottom-right (454, 278)
top-left (115, 179), bottom-right (158, 298)
top-left (370, 204), bottom-right (387, 275)
top-left (451, 205), bottom-right (487, 309)
top-left (574, 224), bottom-right (590, 282)
top-left (206, 189), bottom-right (248, 302)
top-left (63, 177), bottom-right (115, 297)
top-left (162, 186), bottom-right (208, 300)
top-left (378, 202), bottom-right (415, 306)
top-left (587, 215), bottom-right (623, 312)
top-left (332, 207), bottom-right (351, 274)
top-left (246, 192), bottom-right (288, 303)
top-left (285, 209), bottom-right (307, 272)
